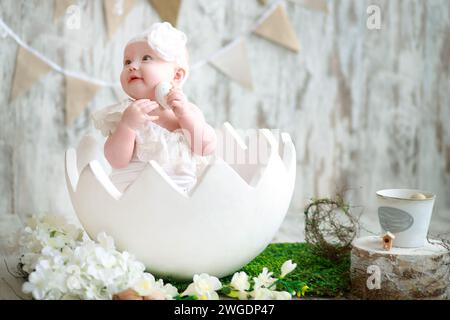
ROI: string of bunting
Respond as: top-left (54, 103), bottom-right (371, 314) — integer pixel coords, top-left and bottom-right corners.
top-left (0, 0), bottom-right (328, 126)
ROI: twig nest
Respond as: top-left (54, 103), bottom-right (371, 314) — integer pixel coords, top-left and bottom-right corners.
top-left (304, 196), bottom-right (358, 260)
top-left (410, 192), bottom-right (426, 200)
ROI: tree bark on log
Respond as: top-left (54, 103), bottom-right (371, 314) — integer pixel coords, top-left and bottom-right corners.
top-left (350, 236), bottom-right (450, 300)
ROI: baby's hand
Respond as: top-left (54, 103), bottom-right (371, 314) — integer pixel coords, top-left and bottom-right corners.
top-left (121, 99), bottom-right (159, 130)
top-left (167, 86), bottom-right (189, 117)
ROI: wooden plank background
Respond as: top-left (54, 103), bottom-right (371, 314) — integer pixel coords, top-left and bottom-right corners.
top-left (0, 0), bottom-right (449, 243)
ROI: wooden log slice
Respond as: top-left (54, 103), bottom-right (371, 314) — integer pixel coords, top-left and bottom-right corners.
top-left (350, 236), bottom-right (450, 299)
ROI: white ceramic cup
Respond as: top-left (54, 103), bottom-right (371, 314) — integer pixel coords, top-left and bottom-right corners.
top-left (376, 189), bottom-right (436, 248)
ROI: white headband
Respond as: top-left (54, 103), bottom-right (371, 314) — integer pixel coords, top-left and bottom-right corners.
top-left (127, 22), bottom-right (187, 64)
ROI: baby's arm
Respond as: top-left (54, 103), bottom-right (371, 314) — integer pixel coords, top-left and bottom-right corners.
top-left (177, 104), bottom-right (217, 156)
top-left (167, 88), bottom-right (217, 156)
top-left (104, 99), bottom-right (159, 168)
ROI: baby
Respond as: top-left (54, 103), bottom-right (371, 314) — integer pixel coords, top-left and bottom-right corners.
top-left (92, 22), bottom-right (217, 193)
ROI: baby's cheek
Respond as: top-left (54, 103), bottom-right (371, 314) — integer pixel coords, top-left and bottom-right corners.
top-left (144, 77), bottom-right (158, 89)
top-left (120, 71), bottom-right (129, 89)
top-left (142, 66), bottom-right (170, 87)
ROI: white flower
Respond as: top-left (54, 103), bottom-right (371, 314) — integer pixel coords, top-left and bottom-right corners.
top-left (132, 273), bottom-right (157, 296)
top-left (66, 275), bottom-right (82, 291)
top-left (18, 214), bottom-right (85, 275)
top-left (45, 288), bottom-right (63, 300)
top-left (147, 22), bottom-right (187, 62)
top-left (97, 232), bottom-right (115, 251)
top-left (251, 288), bottom-right (292, 300)
top-left (280, 260), bottom-right (297, 278)
top-left (94, 247), bottom-right (117, 268)
top-left (157, 281), bottom-right (179, 299)
top-left (253, 268), bottom-right (276, 290)
top-left (252, 288), bottom-right (273, 300)
top-left (47, 235), bottom-right (66, 249)
top-left (41, 246), bottom-right (61, 259)
top-left (132, 275), bottom-right (178, 300)
top-left (19, 214), bottom-right (305, 301)
top-left (19, 214), bottom-right (156, 300)
top-left (84, 285), bottom-right (105, 300)
top-left (20, 253), bottom-right (39, 274)
top-left (272, 291), bottom-right (292, 300)
top-left (22, 260), bottom-right (53, 300)
top-left (182, 273), bottom-right (222, 300)
top-left (230, 271), bottom-right (250, 292)
top-left (66, 264), bottom-right (81, 275)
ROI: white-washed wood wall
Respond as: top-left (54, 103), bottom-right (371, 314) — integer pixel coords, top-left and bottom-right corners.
top-left (0, 0), bottom-right (449, 236)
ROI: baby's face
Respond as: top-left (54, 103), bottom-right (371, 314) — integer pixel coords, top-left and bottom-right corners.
top-left (120, 41), bottom-right (178, 100)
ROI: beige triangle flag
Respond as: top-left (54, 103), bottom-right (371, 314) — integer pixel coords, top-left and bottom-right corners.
top-left (149, 0), bottom-right (182, 27)
top-left (209, 39), bottom-right (253, 90)
top-left (104, 0), bottom-right (135, 39)
top-left (54, 0), bottom-right (78, 22)
top-left (253, 4), bottom-right (300, 52)
top-left (65, 76), bottom-right (101, 126)
top-left (10, 47), bottom-right (51, 102)
top-left (287, 0), bottom-right (328, 13)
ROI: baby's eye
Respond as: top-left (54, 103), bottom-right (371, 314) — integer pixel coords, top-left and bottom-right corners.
top-left (142, 55), bottom-right (153, 61)
top-left (124, 59), bottom-right (131, 66)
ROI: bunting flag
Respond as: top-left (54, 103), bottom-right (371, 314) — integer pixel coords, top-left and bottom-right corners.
top-left (253, 4), bottom-right (300, 52)
top-left (209, 38), bottom-right (253, 90)
top-left (149, 0), bottom-right (182, 27)
top-left (10, 47), bottom-right (51, 102)
top-left (103, 0), bottom-right (136, 39)
top-left (53, 0), bottom-right (78, 22)
top-left (287, 0), bottom-right (329, 13)
top-left (3, 0), bottom-right (304, 124)
top-left (65, 76), bottom-right (101, 125)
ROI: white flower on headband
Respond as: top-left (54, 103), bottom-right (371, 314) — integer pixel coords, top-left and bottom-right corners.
top-left (147, 22), bottom-right (187, 63)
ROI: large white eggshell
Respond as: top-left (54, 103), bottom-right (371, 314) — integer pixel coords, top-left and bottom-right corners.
top-left (65, 122), bottom-right (296, 280)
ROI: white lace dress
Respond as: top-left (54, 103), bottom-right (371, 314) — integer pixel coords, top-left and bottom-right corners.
top-left (91, 99), bottom-right (210, 193)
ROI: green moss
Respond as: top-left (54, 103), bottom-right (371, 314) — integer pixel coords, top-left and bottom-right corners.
top-left (160, 242), bottom-right (350, 298)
